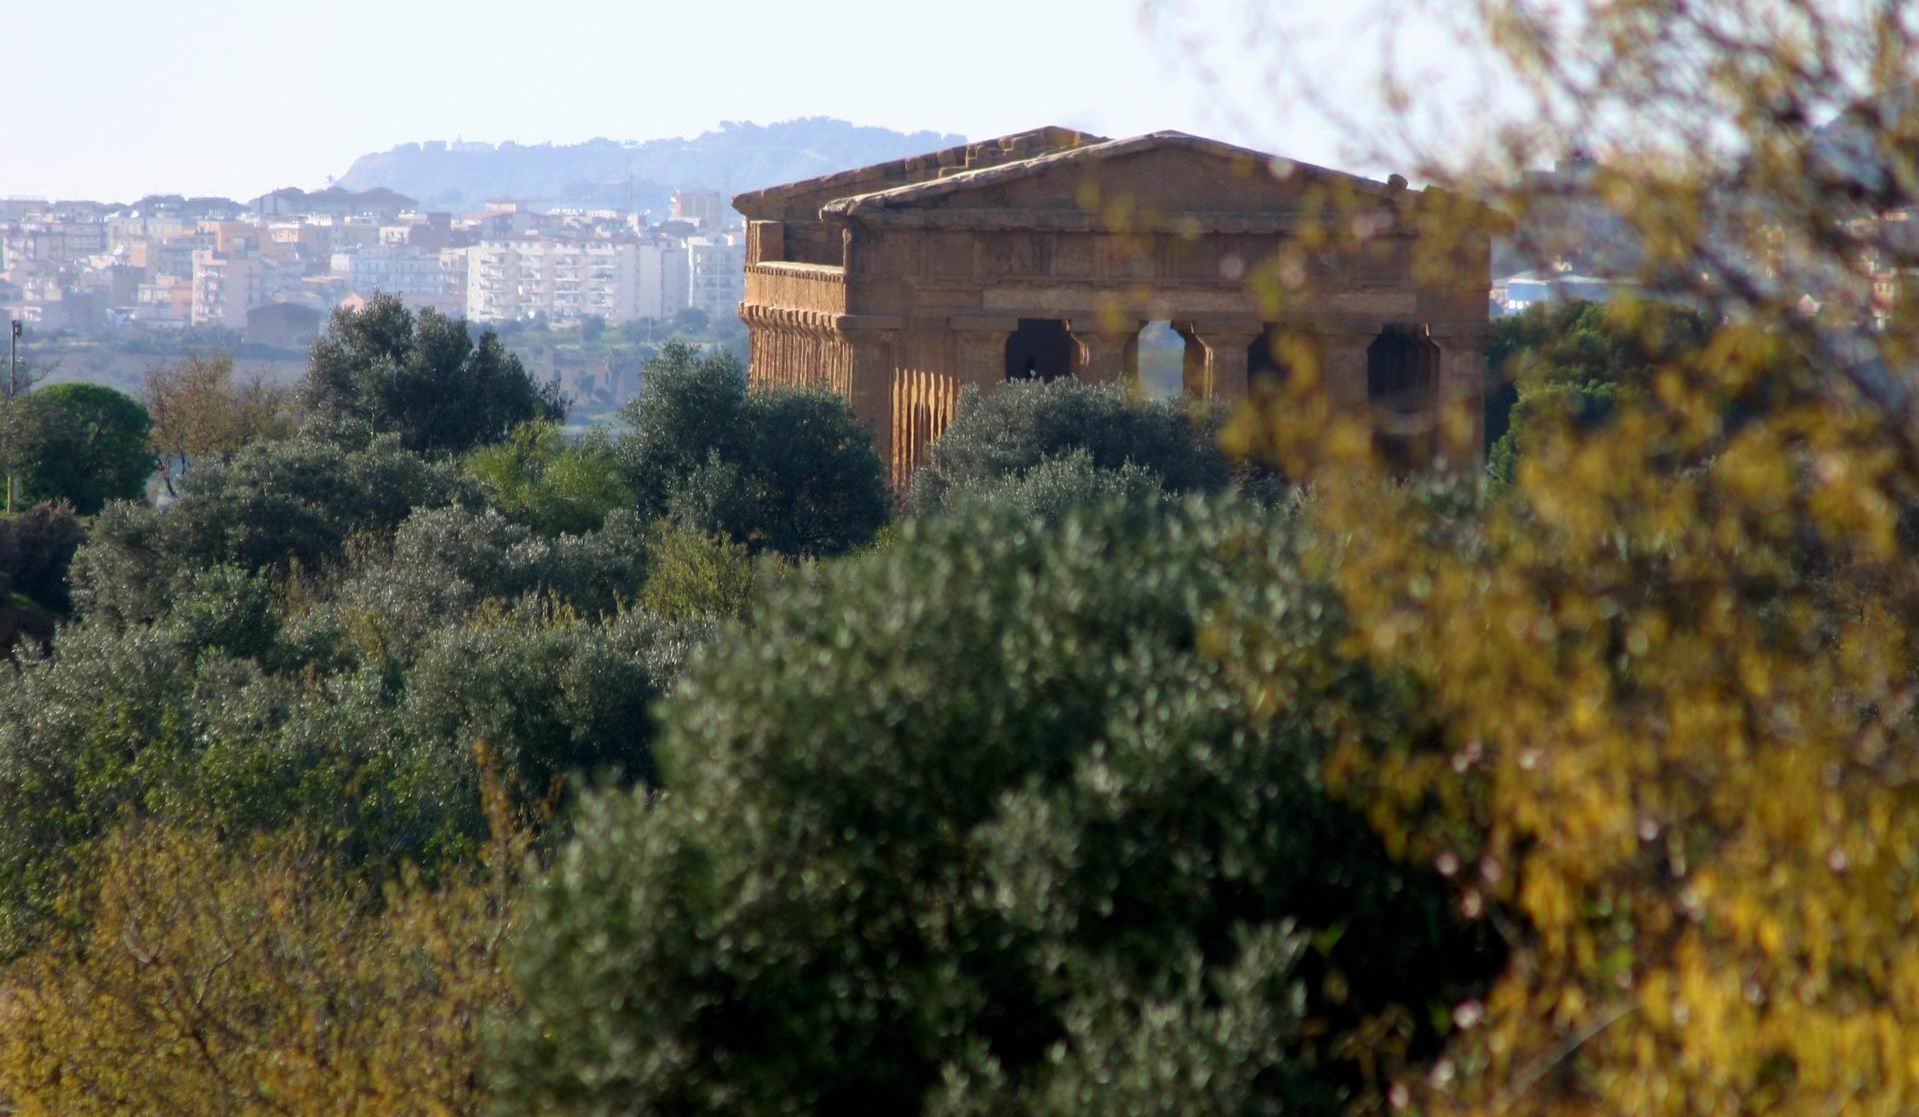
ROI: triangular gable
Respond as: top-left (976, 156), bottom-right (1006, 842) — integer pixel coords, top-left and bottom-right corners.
top-left (733, 126), bottom-right (1107, 221)
top-left (822, 131), bottom-right (1404, 220)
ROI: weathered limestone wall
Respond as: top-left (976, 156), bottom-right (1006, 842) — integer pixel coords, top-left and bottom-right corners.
top-left (736, 133), bottom-right (1493, 487)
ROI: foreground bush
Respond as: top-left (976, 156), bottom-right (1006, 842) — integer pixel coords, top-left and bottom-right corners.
top-left (497, 497), bottom-right (1501, 1116)
top-left (0, 821), bottom-right (517, 1117)
top-left (908, 379), bottom-right (1230, 515)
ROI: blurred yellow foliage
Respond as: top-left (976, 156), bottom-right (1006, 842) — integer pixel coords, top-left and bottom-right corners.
top-left (0, 818), bottom-right (519, 1117)
top-left (1177, 0), bottom-right (1919, 1108)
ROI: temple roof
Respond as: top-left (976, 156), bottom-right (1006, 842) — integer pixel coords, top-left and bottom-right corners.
top-left (820, 131), bottom-right (1400, 217)
top-left (731, 126), bottom-right (1107, 215)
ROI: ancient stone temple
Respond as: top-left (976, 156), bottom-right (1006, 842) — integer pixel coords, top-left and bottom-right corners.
top-left (732, 127), bottom-right (1490, 485)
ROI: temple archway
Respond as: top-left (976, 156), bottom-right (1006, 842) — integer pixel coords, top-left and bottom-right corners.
top-left (1367, 325), bottom-right (1441, 471)
top-left (1248, 327), bottom-right (1290, 389)
top-left (1005, 319), bottom-right (1075, 382)
top-left (1135, 321), bottom-right (1189, 400)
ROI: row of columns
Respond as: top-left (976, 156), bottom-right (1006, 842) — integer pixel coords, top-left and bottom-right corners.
top-left (946, 316), bottom-right (1271, 401)
top-left (1069, 317), bottom-right (1490, 470)
top-left (818, 316), bottom-right (1489, 484)
top-left (1068, 318), bottom-right (1267, 401)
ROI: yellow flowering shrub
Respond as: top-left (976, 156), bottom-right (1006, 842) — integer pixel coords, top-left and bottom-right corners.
top-left (1181, 0), bottom-right (1919, 1109)
top-left (0, 816), bottom-right (520, 1117)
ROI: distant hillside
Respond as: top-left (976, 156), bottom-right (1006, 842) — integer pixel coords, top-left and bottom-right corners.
top-left (334, 118), bottom-right (966, 211)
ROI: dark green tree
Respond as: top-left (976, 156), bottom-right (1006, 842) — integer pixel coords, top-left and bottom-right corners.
top-left (616, 341), bottom-right (748, 516)
top-left (0, 502), bottom-right (85, 614)
top-left (1484, 299), bottom-right (1717, 479)
top-left (496, 498), bottom-right (1502, 1117)
top-left (302, 294), bottom-right (565, 456)
top-left (616, 342), bottom-right (889, 556)
top-left (18, 384), bottom-right (154, 514)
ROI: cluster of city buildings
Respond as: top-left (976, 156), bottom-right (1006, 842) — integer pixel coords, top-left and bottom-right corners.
top-left (0, 186), bottom-right (746, 344)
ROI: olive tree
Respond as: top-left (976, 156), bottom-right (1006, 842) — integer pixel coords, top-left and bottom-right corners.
top-left (497, 498), bottom-right (1500, 1116)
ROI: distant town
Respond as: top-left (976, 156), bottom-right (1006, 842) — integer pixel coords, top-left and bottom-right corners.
top-left (0, 184), bottom-right (744, 414)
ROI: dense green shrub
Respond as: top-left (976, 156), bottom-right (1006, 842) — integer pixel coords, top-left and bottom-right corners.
top-left (317, 506), bottom-right (650, 664)
top-left (400, 607), bottom-right (710, 799)
top-left (924, 447), bottom-right (1165, 524)
top-left (68, 433), bottom-right (474, 624)
top-left (1485, 300), bottom-right (1717, 479)
top-left (303, 294), bottom-right (566, 456)
top-left (0, 586), bottom-right (705, 957)
top-left (464, 420), bottom-right (631, 536)
top-left (908, 379), bottom-right (1231, 515)
top-left (17, 383), bottom-right (154, 514)
top-left (1, 501), bottom-right (85, 612)
top-left (616, 342), bottom-right (891, 556)
top-left (497, 497), bottom-right (1501, 1117)
top-left (0, 615), bottom-right (476, 955)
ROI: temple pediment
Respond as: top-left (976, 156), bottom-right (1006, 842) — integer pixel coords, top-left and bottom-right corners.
top-left (820, 132), bottom-right (1406, 224)
top-left (732, 126), bottom-right (1107, 223)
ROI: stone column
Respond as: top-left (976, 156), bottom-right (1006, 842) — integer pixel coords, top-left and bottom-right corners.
top-left (746, 314), bottom-right (768, 386)
top-left (1428, 324), bottom-right (1489, 472)
top-left (1187, 321), bottom-right (1266, 402)
top-left (950, 316), bottom-right (1019, 391)
top-left (840, 316), bottom-right (902, 480)
top-left (1069, 318), bottom-right (1143, 387)
top-left (1175, 323), bottom-right (1207, 397)
top-left (1316, 322), bottom-right (1381, 418)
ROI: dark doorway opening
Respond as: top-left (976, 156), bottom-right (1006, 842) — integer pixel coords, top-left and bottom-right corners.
top-left (1005, 319), bottom-right (1076, 382)
top-left (1366, 326), bottom-right (1441, 471)
top-left (1248, 327), bottom-right (1290, 388)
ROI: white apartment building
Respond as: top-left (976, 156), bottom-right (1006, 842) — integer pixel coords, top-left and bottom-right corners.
top-left (467, 239), bottom-right (523, 321)
top-left (642, 240), bottom-right (690, 321)
top-left (331, 244), bottom-right (443, 296)
top-left (686, 235), bottom-right (746, 321)
top-left (468, 237), bottom-right (680, 324)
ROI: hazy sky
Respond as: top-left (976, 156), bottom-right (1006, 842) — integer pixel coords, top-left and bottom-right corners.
top-left (6, 0), bottom-right (1459, 201)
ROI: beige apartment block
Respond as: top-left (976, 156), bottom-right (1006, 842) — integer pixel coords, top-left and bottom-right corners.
top-left (734, 127), bottom-right (1491, 486)
top-left (191, 248), bottom-right (263, 328)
